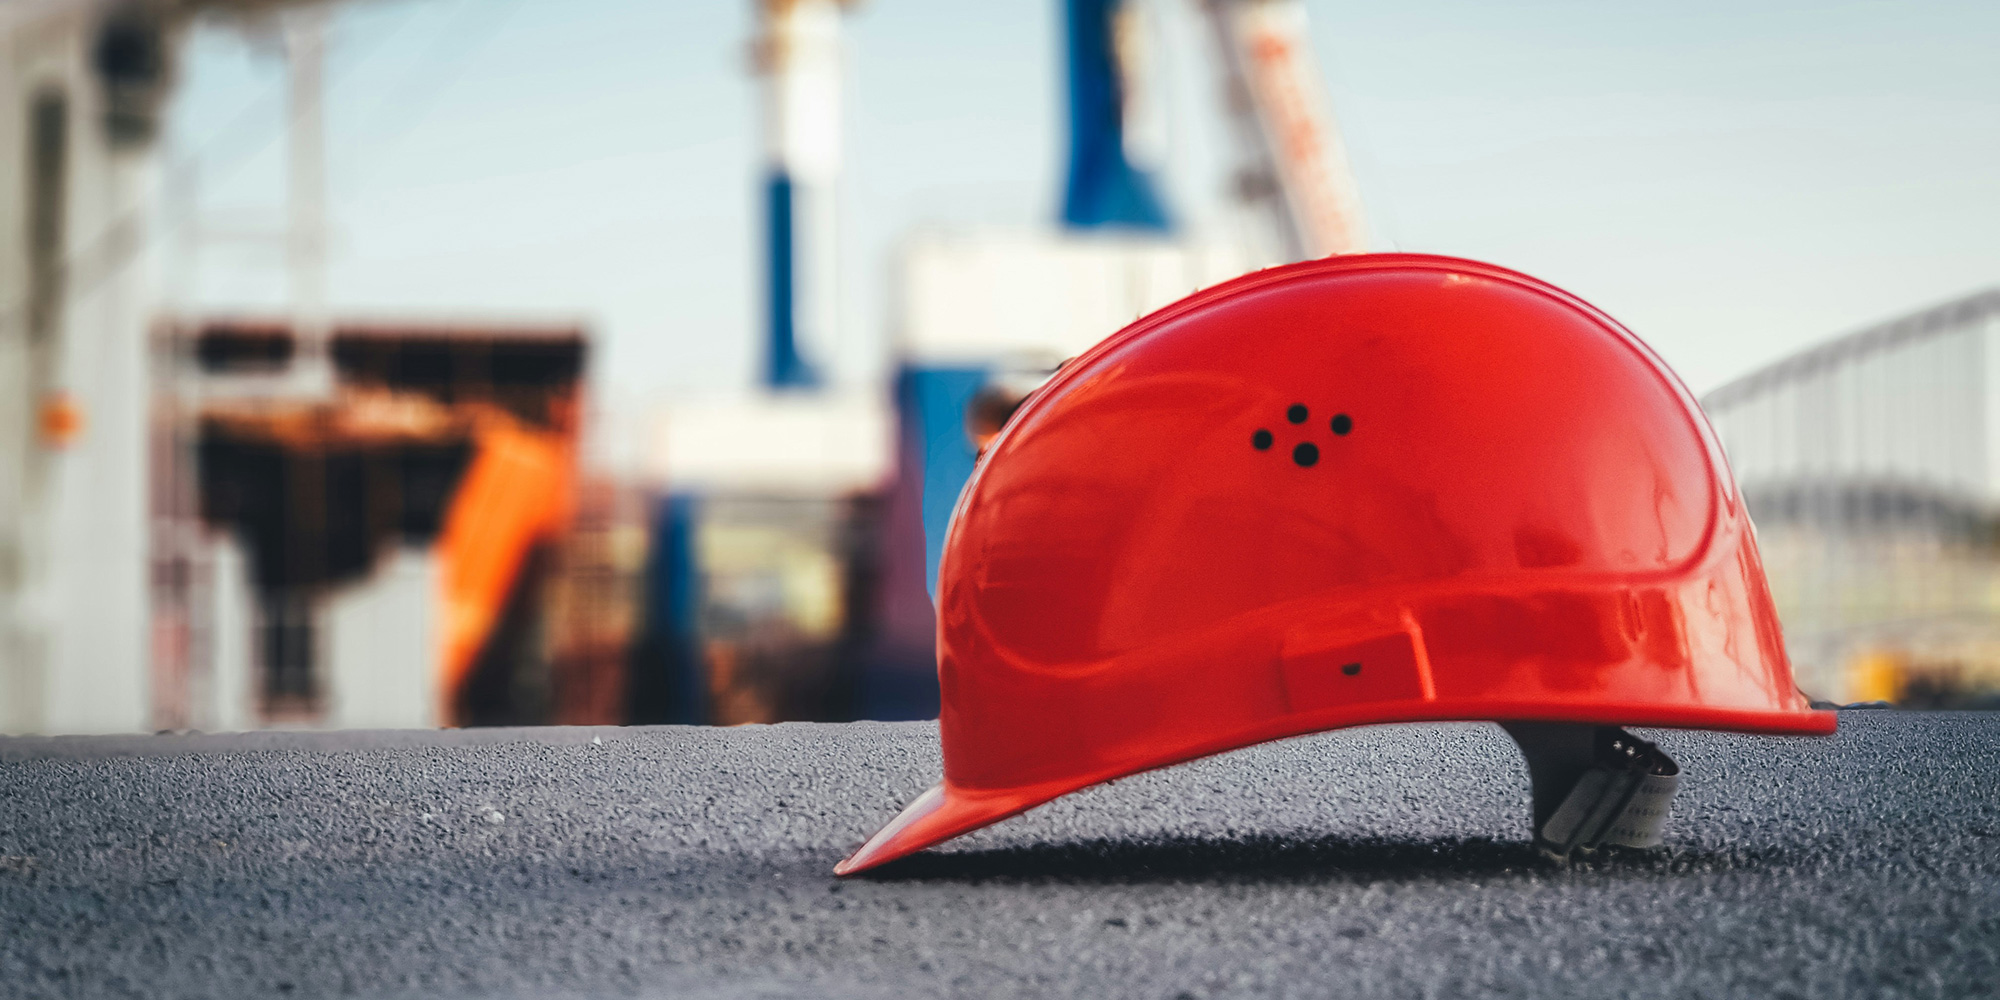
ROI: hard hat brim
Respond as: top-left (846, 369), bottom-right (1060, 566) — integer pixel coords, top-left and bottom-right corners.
top-left (832, 781), bottom-right (1040, 876)
top-left (834, 700), bottom-right (1834, 876)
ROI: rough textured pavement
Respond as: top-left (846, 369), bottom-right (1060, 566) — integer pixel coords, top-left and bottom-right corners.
top-left (1, 712), bottom-right (1995, 999)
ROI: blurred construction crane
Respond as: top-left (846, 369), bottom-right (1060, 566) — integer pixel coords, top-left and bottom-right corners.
top-left (1059, 0), bottom-right (1366, 259)
top-left (1201, 0), bottom-right (1367, 260)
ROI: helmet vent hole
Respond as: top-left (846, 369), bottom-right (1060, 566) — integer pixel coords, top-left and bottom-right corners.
top-left (1252, 429), bottom-right (1273, 450)
top-left (1286, 403), bottom-right (1308, 424)
top-left (1331, 413), bottom-right (1353, 435)
top-left (1292, 442), bottom-right (1319, 467)
top-left (1341, 662), bottom-right (1362, 676)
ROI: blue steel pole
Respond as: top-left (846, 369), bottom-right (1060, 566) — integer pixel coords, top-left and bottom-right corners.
top-left (764, 170), bottom-right (819, 389)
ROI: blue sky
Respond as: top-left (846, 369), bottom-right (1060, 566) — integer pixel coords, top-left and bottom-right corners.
top-left (161, 0), bottom-right (2000, 451)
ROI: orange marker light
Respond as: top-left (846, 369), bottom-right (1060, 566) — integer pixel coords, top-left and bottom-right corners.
top-left (37, 392), bottom-right (85, 448)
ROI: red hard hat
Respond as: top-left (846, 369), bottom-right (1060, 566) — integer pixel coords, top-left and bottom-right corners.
top-left (838, 253), bottom-right (1834, 876)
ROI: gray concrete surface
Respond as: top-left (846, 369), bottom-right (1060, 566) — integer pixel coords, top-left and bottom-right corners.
top-left (1, 712), bottom-right (1995, 999)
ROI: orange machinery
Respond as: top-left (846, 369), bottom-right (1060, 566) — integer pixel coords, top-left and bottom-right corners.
top-left (433, 407), bottom-right (576, 711)
top-left (186, 321), bottom-right (586, 725)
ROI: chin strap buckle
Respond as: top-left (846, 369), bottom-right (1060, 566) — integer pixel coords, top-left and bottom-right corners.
top-left (1501, 723), bottom-right (1681, 861)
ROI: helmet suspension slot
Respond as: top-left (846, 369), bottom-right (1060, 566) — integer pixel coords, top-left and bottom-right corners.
top-left (1502, 722), bottom-right (1681, 861)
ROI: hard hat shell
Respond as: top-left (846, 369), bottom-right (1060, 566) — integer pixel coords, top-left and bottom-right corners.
top-left (837, 253), bottom-right (1834, 876)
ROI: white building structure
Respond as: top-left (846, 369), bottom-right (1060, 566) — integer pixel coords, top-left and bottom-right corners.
top-left (0, 1), bottom-right (173, 734)
top-left (1, 0), bottom-right (446, 735)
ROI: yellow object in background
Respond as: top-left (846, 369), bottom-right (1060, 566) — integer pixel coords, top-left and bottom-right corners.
top-left (1846, 650), bottom-right (1906, 705)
